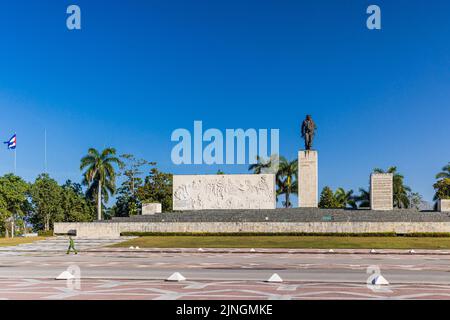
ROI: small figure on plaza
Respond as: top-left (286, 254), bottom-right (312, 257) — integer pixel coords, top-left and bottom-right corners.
top-left (66, 236), bottom-right (78, 255)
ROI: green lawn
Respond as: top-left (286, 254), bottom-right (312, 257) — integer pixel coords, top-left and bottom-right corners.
top-left (113, 236), bottom-right (450, 250)
top-left (0, 237), bottom-right (46, 247)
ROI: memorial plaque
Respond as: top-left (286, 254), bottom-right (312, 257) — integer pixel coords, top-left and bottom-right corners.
top-left (173, 174), bottom-right (276, 211)
top-left (370, 173), bottom-right (393, 210)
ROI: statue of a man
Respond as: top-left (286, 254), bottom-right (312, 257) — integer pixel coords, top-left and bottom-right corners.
top-left (301, 115), bottom-right (316, 150)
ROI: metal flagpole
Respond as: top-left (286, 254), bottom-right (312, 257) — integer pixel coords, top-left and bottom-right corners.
top-left (14, 148), bottom-right (17, 174)
top-left (44, 129), bottom-right (47, 173)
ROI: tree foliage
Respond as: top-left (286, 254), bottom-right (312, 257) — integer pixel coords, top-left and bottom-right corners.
top-left (60, 180), bottom-right (95, 222)
top-left (136, 165), bottom-right (173, 212)
top-left (318, 186), bottom-right (339, 209)
top-left (334, 187), bottom-right (357, 209)
top-left (80, 148), bottom-right (123, 220)
top-left (113, 154), bottom-right (153, 217)
top-left (0, 174), bottom-right (29, 236)
top-left (29, 174), bottom-right (64, 231)
top-left (434, 178), bottom-right (450, 201)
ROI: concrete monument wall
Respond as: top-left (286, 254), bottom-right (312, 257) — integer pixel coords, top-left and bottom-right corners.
top-left (172, 174), bottom-right (276, 210)
top-left (371, 173), bottom-right (393, 210)
top-left (298, 150), bottom-right (318, 208)
top-left (54, 221), bottom-right (450, 238)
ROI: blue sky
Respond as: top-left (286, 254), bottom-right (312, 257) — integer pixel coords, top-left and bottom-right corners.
top-left (0, 0), bottom-right (449, 203)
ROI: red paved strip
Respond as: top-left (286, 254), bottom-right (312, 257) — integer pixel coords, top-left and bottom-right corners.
top-left (1, 279), bottom-right (450, 300)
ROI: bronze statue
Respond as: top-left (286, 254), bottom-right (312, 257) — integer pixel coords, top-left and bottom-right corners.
top-left (301, 115), bottom-right (316, 150)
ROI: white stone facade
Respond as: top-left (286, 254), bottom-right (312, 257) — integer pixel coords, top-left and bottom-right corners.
top-left (172, 174), bottom-right (276, 210)
top-left (142, 203), bottom-right (162, 215)
top-left (371, 173), bottom-right (394, 210)
top-left (298, 150), bottom-right (318, 208)
top-left (54, 221), bottom-right (450, 238)
top-left (438, 199), bottom-right (450, 212)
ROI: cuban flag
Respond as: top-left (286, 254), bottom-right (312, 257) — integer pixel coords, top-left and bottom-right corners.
top-left (4, 134), bottom-right (17, 150)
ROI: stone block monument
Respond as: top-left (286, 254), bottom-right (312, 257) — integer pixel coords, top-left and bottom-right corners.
top-left (438, 199), bottom-right (450, 212)
top-left (298, 150), bottom-right (318, 208)
top-left (142, 203), bottom-right (162, 215)
top-left (173, 174), bottom-right (276, 210)
top-left (370, 173), bottom-right (393, 210)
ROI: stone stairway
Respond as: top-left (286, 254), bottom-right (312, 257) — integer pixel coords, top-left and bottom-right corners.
top-left (0, 236), bottom-right (133, 252)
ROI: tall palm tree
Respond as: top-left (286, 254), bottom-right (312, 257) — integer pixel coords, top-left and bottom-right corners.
top-left (354, 188), bottom-right (370, 208)
top-left (373, 167), bottom-right (411, 209)
top-left (334, 187), bottom-right (357, 209)
top-left (276, 157), bottom-right (298, 208)
top-left (80, 148), bottom-right (123, 220)
top-left (436, 163), bottom-right (450, 180)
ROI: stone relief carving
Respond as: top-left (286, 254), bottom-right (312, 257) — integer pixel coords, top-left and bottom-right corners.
top-left (173, 174), bottom-right (276, 210)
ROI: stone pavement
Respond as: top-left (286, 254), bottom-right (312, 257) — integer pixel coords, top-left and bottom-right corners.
top-left (0, 236), bottom-right (133, 253)
top-left (2, 238), bottom-right (450, 300)
top-left (1, 279), bottom-right (450, 300)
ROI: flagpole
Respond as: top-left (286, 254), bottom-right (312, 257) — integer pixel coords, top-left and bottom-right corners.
top-left (44, 129), bottom-right (47, 173)
top-left (14, 148), bottom-right (16, 175)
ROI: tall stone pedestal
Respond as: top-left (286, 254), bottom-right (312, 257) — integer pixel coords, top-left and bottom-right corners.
top-left (370, 173), bottom-right (393, 210)
top-left (298, 150), bottom-right (318, 208)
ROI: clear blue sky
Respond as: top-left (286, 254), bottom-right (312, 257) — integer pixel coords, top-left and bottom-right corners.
top-left (0, 0), bottom-right (449, 203)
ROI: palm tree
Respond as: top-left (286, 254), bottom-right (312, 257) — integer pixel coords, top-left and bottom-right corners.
top-left (436, 163), bottom-right (450, 180)
top-left (80, 148), bottom-right (123, 220)
top-left (373, 167), bottom-right (411, 209)
top-left (248, 155), bottom-right (279, 174)
top-left (276, 157), bottom-right (298, 208)
top-left (434, 162), bottom-right (450, 201)
top-left (354, 188), bottom-right (370, 208)
top-left (334, 188), bottom-right (357, 209)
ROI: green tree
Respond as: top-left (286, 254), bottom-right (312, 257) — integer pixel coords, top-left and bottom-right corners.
top-left (433, 178), bottom-right (450, 200)
top-left (114, 154), bottom-right (151, 217)
top-left (136, 164), bottom-right (173, 212)
top-left (29, 174), bottom-right (63, 231)
top-left (434, 163), bottom-right (450, 201)
top-left (436, 163), bottom-right (450, 180)
top-left (276, 157), bottom-right (298, 208)
top-left (334, 187), bottom-right (357, 209)
top-left (80, 148), bottom-right (123, 220)
top-left (408, 192), bottom-right (424, 210)
top-left (0, 174), bottom-right (29, 237)
top-left (60, 180), bottom-right (95, 222)
top-left (354, 188), bottom-right (370, 208)
top-left (319, 186), bottom-right (339, 209)
top-left (373, 167), bottom-right (411, 209)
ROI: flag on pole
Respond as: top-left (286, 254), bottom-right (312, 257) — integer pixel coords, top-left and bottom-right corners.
top-left (4, 134), bottom-right (17, 150)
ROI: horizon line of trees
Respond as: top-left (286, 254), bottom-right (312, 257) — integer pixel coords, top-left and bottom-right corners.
top-left (0, 148), bottom-right (173, 237)
top-left (0, 148), bottom-right (449, 237)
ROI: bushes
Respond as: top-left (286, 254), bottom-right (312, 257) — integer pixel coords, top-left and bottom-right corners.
top-left (37, 230), bottom-right (54, 237)
top-left (121, 231), bottom-right (450, 237)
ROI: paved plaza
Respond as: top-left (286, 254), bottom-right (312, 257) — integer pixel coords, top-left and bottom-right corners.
top-left (1, 238), bottom-right (450, 299)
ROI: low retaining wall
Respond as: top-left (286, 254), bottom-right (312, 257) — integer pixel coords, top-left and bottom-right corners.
top-left (54, 221), bottom-right (450, 238)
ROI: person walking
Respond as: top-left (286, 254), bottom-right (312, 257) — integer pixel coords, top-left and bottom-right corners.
top-left (66, 236), bottom-right (78, 255)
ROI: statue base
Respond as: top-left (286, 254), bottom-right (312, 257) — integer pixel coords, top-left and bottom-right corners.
top-left (298, 150), bottom-right (318, 208)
